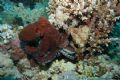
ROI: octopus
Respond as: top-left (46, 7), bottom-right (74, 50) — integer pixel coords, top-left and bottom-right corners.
top-left (19, 16), bottom-right (76, 65)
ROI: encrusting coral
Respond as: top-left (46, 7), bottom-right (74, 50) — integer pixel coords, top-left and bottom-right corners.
top-left (19, 16), bottom-right (77, 65)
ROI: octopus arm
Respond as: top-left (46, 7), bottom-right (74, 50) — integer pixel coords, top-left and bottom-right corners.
top-left (37, 32), bottom-right (51, 56)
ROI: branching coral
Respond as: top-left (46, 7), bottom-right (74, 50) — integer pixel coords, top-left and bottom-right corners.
top-left (0, 52), bottom-right (22, 79)
top-left (48, 0), bottom-right (103, 29)
top-left (0, 39), bottom-right (26, 64)
top-left (49, 59), bottom-right (76, 74)
top-left (0, 1), bottom-right (49, 25)
top-left (0, 24), bottom-right (15, 44)
top-left (81, 11), bottom-right (113, 56)
top-left (13, 3), bottom-right (48, 24)
top-left (48, 0), bottom-right (120, 59)
top-left (68, 25), bottom-right (90, 48)
top-left (114, 2), bottom-right (120, 16)
top-left (0, 24), bottom-right (25, 63)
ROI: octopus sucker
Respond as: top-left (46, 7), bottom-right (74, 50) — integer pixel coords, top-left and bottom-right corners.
top-left (19, 16), bottom-right (77, 65)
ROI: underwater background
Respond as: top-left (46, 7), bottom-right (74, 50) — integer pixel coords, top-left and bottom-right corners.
top-left (0, 0), bottom-right (120, 80)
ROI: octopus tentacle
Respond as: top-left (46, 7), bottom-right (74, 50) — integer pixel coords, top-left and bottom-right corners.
top-left (59, 48), bottom-right (77, 60)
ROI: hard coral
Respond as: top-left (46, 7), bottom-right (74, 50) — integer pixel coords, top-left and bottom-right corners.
top-left (48, 0), bottom-right (119, 59)
top-left (19, 16), bottom-right (76, 65)
top-left (0, 39), bottom-right (25, 63)
top-left (68, 26), bottom-right (90, 48)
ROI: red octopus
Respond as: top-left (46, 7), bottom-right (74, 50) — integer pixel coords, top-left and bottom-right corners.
top-left (19, 16), bottom-right (76, 65)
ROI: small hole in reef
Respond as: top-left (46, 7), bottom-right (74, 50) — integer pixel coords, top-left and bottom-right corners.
top-left (114, 43), bottom-right (119, 48)
top-left (74, 43), bottom-right (79, 48)
top-left (83, 50), bottom-right (90, 55)
top-left (59, 27), bottom-right (66, 33)
top-left (68, 35), bottom-right (73, 41)
top-left (85, 43), bottom-right (91, 48)
top-left (48, 77), bottom-right (52, 80)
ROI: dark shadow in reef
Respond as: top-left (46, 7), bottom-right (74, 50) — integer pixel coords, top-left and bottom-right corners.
top-left (105, 20), bottom-right (120, 61)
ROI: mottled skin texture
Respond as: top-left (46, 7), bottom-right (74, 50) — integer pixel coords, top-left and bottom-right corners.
top-left (19, 17), bottom-right (67, 65)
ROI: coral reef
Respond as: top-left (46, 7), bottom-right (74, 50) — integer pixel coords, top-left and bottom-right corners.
top-left (0, 24), bottom-right (16, 44)
top-left (48, 0), bottom-right (99, 29)
top-left (0, 45), bottom-right (120, 80)
top-left (0, 0), bottom-right (120, 80)
top-left (114, 2), bottom-right (120, 16)
top-left (58, 71), bottom-right (79, 80)
top-left (48, 0), bottom-right (120, 58)
top-left (0, 52), bottom-right (22, 79)
top-left (10, 0), bottom-right (39, 9)
top-left (0, 0), bottom-right (49, 25)
top-left (68, 25), bottom-right (90, 48)
top-left (0, 24), bottom-right (25, 63)
top-left (13, 3), bottom-right (48, 24)
top-left (49, 60), bottom-right (76, 74)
